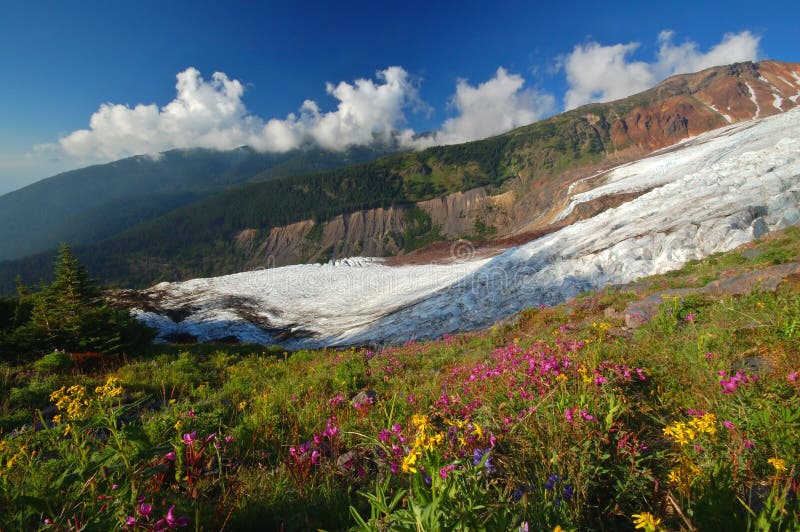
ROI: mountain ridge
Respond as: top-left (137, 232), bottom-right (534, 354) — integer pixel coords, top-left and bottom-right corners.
top-left (1, 60), bottom-right (798, 294)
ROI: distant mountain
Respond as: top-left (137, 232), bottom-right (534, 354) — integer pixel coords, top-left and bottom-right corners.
top-left (118, 104), bottom-right (800, 347)
top-left (1, 60), bottom-right (798, 294)
top-left (0, 145), bottom-right (395, 261)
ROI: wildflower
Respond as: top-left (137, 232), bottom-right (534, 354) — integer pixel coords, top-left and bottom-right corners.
top-left (544, 473), bottom-right (559, 491)
top-left (165, 505), bottom-right (190, 528)
top-left (768, 457), bottom-right (787, 472)
top-left (472, 448), bottom-right (495, 472)
top-left (631, 512), bottom-right (662, 531)
top-left (401, 448), bottom-right (420, 474)
top-left (580, 409), bottom-right (596, 422)
top-left (125, 517), bottom-right (136, 527)
top-left (439, 464), bottom-right (456, 479)
top-left (789, 372), bottom-right (798, 383)
top-left (182, 432), bottom-right (197, 444)
top-left (743, 439), bottom-right (755, 449)
top-left (139, 503), bottom-right (153, 516)
top-left (378, 429), bottom-right (391, 443)
top-left (562, 484), bottom-right (574, 500)
top-left (165, 451), bottom-right (176, 461)
top-left (684, 312), bottom-right (696, 322)
top-left (412, 414), bottom-right (430, 431)
top-left (225, 435), bottom-right (234, 443)
top-left (564, 407), bottom-right (576, 423)
top-left (723, 420), bottom-right (735, 430)
top-left (95, 377), bottom-right (123, 401)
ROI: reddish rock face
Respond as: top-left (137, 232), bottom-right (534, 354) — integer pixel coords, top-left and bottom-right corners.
top-left (608, 61), bottom-right (800, 153)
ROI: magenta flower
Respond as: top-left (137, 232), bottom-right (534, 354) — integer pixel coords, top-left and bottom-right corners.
top-left (165, 451), bottom-right (176, 461)
top-left (564, 407), bottom-right (576, 423)
top-left (378, 429), bottom-right (391, 442)
top-left (439, 464), bottom-right (456, 479)
top-left (182, 431), bottom-right (197, 444)
top-left (125, 516), bottom-right (136, 527)
top-left (165, 505), bottom-right (190, 528)
top-left (723, 420), bottom-right (735, 430)
top-left (225, 435), bottom-right (234, 443)
top-left (685, 312), bottom-right (696, 322)
top-left (139, 503), bottom-right (153, 516)
top-left (580, 409), bottom-right (596, 422)
top-left (789, 372), bottom-right (798, 382)
top-left (185, 409), bottom-right (195, 418)
top-left (744, 439), bottom-right (755, 449)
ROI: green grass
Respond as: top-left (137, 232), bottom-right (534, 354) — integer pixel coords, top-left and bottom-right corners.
top-left (1, 229), bottom-right (800, 530)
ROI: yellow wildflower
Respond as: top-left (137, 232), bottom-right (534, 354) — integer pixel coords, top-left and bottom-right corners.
top-left (412, 414), bottom-right (430, 431)
top-left (94, 376), bottom-right (123, 401)
top-left (631, 512), bottom-right (662, 532)
top-left (401, 448), bottom-right (420, 474)
top-left (768, 457), bottom-right (787, 472)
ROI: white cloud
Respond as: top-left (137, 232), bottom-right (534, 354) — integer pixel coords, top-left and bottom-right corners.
top-left (43, 66), bottom-right (421, 164)
top-left (412, 67), bottom-right (555, 147)
top-left (563, 30), bottom-right (760, 109)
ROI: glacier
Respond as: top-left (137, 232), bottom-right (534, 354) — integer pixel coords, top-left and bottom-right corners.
top-left (133, 107), bottom-right (800, 348)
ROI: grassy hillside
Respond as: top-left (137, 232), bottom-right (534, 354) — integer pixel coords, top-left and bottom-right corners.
top-left (1, 226), bottom-right (799, 530)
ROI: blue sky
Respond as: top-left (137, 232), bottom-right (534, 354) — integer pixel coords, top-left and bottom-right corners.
top-left (0, 0), bottom-right (796, 194)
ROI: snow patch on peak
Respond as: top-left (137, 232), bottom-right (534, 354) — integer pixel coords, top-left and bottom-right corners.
top-left (745, 82), bottom-right (761, 118)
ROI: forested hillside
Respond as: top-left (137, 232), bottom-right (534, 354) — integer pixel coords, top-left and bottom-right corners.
top-left (0, 145), bottom-right (394, 262)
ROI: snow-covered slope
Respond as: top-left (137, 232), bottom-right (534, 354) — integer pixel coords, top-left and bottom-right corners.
top-left (133, 108), bottom-right (800, 347)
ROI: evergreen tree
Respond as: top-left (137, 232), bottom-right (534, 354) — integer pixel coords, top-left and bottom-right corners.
top-left (1, 244), bottom-right (153, 359)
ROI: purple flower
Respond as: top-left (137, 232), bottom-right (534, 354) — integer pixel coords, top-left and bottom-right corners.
top-left (378, 429), bottom-right (391, 442)
top-left (165, 505), bottom-right (189, 528)
top-left (225, 435), bottom-right (234, 443)
top-left (579, 409), bottom-right (596, 422)
top-left (564, 407), bottom-right (576, 423)
top-left (439, 464), bottom-right (456, 479)
top-left (789, 372), bottom-right (798, 383)
top-left (139, 503), bottom-right (153, 516)
top-left (562, 483), bottom-right (574, 500)
top-left (744, 439), bottom-right (756, 449)
top-left (723, 420), bottom-right (735, 430)
top-left (544, 473), bottom-right (559, 491)
top-left (685, 312), bottom-right (696, 322)
top-left (125, 517), bottom-right (136, 527)
top-left (182, 432), bottom-right (197, 444)
top-left (472, 448), bottom-right (495, 472)
top-left (165, 450), bottom-right (176, 461)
